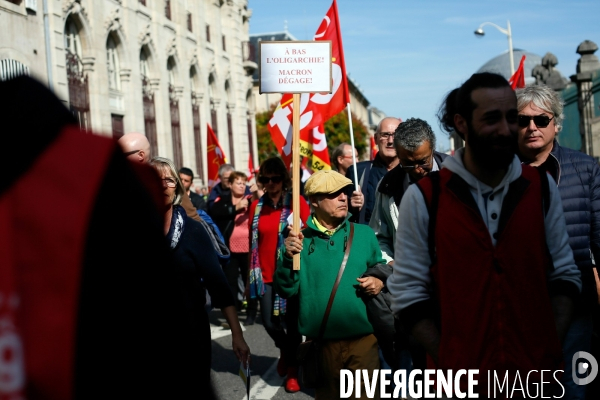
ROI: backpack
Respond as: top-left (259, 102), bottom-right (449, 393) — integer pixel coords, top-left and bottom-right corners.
top-left (422, 167), bottom-right (551, 262)
top-left (197, 209), bottom-right (230, 267)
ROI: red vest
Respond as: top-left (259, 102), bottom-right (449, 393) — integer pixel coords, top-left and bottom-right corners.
top-left (418, 166), bottom-right (563, 382)
top-left (0, 127), bottom-right (115, 399)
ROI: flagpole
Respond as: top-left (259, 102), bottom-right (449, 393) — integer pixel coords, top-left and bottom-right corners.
top-left (292, 93), bottom-right (301, 271)
top-left (346, 103), bottom-right (359, 189)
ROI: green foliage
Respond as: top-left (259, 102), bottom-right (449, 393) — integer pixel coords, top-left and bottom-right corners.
top-left (255, 105), bottom-right (370, 164)
top-left (324, 110), bottom-right (369, 158)
top-left (255, 104), bottom-right (280, 164)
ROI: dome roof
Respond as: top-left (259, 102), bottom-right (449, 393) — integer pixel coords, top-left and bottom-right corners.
top-left (477, 49), bottom-right (542, 84)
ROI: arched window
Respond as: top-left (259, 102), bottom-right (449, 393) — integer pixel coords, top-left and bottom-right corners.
top-left (140, 46), bottom-right (158, 156)
top-left (208, 73), bottom-right (217, 131)
top-left (225, 80), bottom-right (235, 166)
top-left (106, 35), bottom-right (120, 91)
top-left (64, 20), bottom-right (82, 60)
top-left (140, 48), bottom-right (150, 79)
top-left (167, 57), bottom-right (182, 168)
top-left (64, 18), bottom-right (90, 131)
top-left (190, 67), bottom-right (204, 179)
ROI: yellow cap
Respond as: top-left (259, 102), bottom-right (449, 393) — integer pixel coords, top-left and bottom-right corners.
top-left (304, 170), bottom-right (352, 196)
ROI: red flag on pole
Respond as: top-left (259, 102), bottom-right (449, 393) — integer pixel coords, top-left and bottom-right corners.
top-left (248, 155), bottom-right (255, 180)
top-left (207, 123), bottom-right (226, 188)
top-left (509, 55), bottom-right (526, 90)
top-left (267, 0), bottom-right (348, 171)
top-left (370, 135), bottom-right (378, 160)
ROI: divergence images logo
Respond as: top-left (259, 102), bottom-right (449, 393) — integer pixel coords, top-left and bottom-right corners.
top-left (573, 351), bottom-right (598, 385)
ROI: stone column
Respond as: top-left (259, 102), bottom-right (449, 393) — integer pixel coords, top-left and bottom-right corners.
top-left (570, 40), bottom-right (600, 156)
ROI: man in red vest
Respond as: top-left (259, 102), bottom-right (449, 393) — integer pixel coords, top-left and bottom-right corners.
top-left (0, 76), bottom-right (211, 399)
top-left (388, 73), bottom-right (581, 397)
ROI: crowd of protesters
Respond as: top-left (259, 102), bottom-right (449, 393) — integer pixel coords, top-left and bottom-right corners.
top-left (4, 72), bottom-right (600, 400)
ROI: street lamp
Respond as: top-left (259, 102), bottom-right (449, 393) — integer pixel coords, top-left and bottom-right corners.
top-left (474, 20), bottom-right (515, 75)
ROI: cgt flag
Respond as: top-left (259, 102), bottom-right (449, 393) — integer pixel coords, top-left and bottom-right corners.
top-left (267, 0), bottom-right (349, 171)
top-left (207, 123), bottom-right (227, 188)
top-left (509, 55), bottom-right (527, 90)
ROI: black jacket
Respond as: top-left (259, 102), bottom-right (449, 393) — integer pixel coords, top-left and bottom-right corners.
top-left (346, 153), bottom-right (391, 224)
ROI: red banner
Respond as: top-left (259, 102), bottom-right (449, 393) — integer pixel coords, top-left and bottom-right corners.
top-left (207, 123), bottom-right (226, 188)
top-left (509, 55), bottom-right (526, 90)
top-left (267, 0), bottom-right (349, 170)
top-left (370, 135), bottom-right (378, 160)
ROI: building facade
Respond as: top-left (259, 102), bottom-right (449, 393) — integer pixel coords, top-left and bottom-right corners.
top-left (0, 0), bottom-right (258, 185)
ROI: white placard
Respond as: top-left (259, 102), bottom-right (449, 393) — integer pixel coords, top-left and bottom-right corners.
top-left (259, 41), bottom-right (332, 94)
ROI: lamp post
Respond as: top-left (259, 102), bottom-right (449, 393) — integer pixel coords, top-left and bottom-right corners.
top-left (474, 20), bottom-right (515, 75)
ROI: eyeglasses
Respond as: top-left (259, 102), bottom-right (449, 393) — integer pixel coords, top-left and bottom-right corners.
top-left (162, 178), bottom-right (177, 188)
top-left (123, 149), bottom-right (141, 156)
top-left (517, 115), bottom-right (554, 128)
top-left (258, 175), bottom-right (283, 184)
top-left (378, 132), bottom-right (395, 140)
top-left (399, 157), bottom-right (432, 171)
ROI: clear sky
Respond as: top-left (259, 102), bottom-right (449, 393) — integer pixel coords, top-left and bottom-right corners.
top-left (248, 0), bottom-right (600, 151)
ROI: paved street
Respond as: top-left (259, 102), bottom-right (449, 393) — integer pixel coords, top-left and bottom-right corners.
top-left (210, 309), bottom-right (316, 400)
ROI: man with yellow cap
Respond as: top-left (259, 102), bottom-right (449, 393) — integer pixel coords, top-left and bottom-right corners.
top-left (275, 170), bottom-right (386, 400)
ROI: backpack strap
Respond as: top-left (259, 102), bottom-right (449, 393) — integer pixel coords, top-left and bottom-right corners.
top-left (416, 171), bottom-right (441, 264)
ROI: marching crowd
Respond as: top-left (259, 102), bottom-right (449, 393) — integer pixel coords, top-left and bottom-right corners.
top-left (3, 71), bottom-right (600, 400)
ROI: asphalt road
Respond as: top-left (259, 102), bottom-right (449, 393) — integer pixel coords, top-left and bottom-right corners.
top-left (210, 308), bottom-right (316, 400)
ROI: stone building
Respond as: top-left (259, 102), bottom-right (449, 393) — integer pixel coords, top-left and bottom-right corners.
top-left (0, 0), bottom-right (258, 185)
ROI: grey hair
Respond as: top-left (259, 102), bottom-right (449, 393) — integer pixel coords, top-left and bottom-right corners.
top-left (393, 118), bottom-right (436, 152)
top-left (218, 163), bottom-right (234, 178)
top-left (516, 85), bottom-right (564, 132)
top-left (149, 157), bottom-right (185, 206)
top-left (331, 142), bottom-right (351, 169)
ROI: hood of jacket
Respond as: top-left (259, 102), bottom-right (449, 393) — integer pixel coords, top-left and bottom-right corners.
top-left (442, 148), bottom-right (523, 211)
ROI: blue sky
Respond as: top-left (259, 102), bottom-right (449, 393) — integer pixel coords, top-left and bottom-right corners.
top-left (248, 0), bottom-right (600, 150)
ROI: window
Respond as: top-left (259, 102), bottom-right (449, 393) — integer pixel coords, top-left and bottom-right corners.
top-left (187, 12), bottom-right (192, 32)
top-left (138, 0), bottom-right (146, 5)
top-left (64, 20), bottom-right (82, 60)
top-left (168, 57), bottom-right (182, 169)
top-left (165, 0), bottom-right (171, 20)
top-left (106, 36), bottom-right (120, 91)
top-left (222, 35), bottom-right (226, 51)
top-left (206, 24), bottom-right (210, 43)
top-left (111, 114), bottom-right (124, 139)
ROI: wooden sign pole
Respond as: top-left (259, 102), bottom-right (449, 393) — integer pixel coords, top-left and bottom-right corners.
top-left (292, 93), bottom-right (301, 270)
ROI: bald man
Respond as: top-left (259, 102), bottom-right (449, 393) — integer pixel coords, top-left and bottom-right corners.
top-left (119, 133), bottom-right (201, 222)
top-left (347, 117), bottom-right (402, 224)
top-left (118, 132), bottom-right (152, 163)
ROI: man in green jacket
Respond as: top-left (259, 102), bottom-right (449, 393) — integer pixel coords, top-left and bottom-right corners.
top-left (276, 170), bottom-right (386, 400)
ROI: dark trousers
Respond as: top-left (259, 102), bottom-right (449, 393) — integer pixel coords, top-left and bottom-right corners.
top-left (258, 283), bottom-right (302, 367)
top-left (224, 252), bottom-right (249, 303)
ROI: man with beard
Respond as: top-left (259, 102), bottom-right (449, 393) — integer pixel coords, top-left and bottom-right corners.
top-left (387, 73), bottom-right (581, 397)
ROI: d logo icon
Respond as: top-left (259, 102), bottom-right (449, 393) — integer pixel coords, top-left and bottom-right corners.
top-left (573, 351), bottom-right (598, 385)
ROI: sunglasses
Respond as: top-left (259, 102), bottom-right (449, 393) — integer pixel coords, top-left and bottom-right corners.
top-left (517, 115), bottom-right (554, 128)
top-left (258, 175), bottom-right (283, 184)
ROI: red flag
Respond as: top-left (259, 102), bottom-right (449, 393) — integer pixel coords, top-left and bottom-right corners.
top-left (370, 135), bottom-right (378, 160)
top-left (267, 0), bottom-right (348, 170)
top-left (248, 155), bottom-right (255, 180)
top-left (207, 123), bottom-right (226, 188)
top-left (509, 55), bottom-right (526, 90)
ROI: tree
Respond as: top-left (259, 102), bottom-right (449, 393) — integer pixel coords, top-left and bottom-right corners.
top-left (255, 104), bottom-right (280, 164)
top-left (255, 105), bottom-right (370, 165)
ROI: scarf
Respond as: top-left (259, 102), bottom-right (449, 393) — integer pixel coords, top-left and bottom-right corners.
top-left (249, 191), bottom-right (292, 316)
top-left (166, 205), bottom-right (186, 249)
